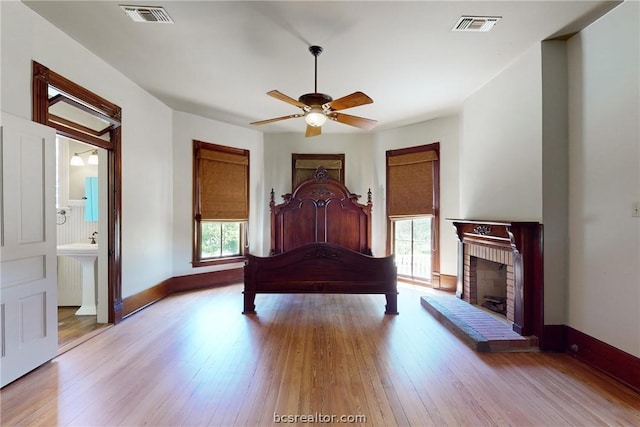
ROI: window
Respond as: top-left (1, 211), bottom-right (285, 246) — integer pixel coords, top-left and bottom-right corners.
top-left (292, 153), bottom-right (344, 188)
top-left (386, 143), bottom-right (440, 285)
top-left (393, 217), bottom-right (432, 281)
top-left (200, 221), bottom-right (242, 258)
top-left (193, 141), bottom-right (249, 266)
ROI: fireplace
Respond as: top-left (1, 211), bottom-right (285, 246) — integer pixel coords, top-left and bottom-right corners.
top-left (476, 259), bottom-right (508, 315)
top-left (451, 220), bottom-right (543, 337)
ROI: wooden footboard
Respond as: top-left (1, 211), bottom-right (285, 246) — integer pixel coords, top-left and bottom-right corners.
top-left (243, 243), bottom-right (398, 315)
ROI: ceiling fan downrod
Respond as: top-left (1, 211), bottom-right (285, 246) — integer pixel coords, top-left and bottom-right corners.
top-left (309, 45), bottom-right (323, 93)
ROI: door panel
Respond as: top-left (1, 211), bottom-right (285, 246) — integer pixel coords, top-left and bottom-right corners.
top-left (1, 112), bottom-right (57, 388)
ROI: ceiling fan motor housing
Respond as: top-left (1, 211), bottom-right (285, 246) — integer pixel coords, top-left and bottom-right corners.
top-left (298, 93), bottom-right (333, 107)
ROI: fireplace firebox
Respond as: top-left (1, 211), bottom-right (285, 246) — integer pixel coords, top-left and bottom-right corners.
top-left (450, 220), bottom-right (543, 338)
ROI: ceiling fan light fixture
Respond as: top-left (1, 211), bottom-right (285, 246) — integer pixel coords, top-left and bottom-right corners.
top-left (305, 107), bottom-right (327, 127)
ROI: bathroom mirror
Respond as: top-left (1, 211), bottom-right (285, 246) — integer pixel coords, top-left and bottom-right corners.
top-left (56, 136), bottom-right (102, 218)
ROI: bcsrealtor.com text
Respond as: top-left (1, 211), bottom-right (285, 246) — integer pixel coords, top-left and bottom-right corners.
top-left (274, 412), bottom-right (367, 423)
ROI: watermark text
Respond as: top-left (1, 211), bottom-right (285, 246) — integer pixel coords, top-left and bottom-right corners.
top-left (273, 412), bottom-right (367, 424)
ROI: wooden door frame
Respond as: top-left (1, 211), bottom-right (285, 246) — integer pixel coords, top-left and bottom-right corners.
top-left (32, 61), bottom-right (123, 324)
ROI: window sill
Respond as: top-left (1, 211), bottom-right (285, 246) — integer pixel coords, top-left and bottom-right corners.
top-left (192, 255), bottom-right (246, 268)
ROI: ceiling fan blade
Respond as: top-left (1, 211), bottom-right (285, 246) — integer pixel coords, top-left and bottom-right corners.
top-left (267, 90), bottom-right (307, 108)
top-left (327, 91), bottom-right (373, 111)
top-left (250, 113), bottom-right (303, 126)
top-left (329, 112), bottom-right (377, 130)
top-left (305, 125), bottom-right (322, 138)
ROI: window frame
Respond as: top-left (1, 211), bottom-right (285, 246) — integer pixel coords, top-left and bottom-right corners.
top-left (197, 220), bottom-right (246, 262)
top-left (391, 216), bottom-right (433, 283)
top-left (192, 140), bottom-right (249, 267)
top-left (291, 153), bottom-right (345, 188)
top-left (386, 143), bottom-right (440, 285)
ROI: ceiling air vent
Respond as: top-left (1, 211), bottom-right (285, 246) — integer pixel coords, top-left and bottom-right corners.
top-left (452, 16), bottom-right (501, 32)
top-left (120, 5), bottom-right (174, 23)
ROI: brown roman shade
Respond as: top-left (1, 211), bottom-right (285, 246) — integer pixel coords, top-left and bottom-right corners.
top-left (292, 153), bottom-right (345, 187)
top-left (195, 141), bottom-right (249, 221)
top-left (295, 159), bottom-right (343, 170)
top-left (387, 149), bottom-right (438, 217)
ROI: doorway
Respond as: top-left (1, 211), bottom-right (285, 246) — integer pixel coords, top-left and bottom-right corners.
top-left (32, 61), bottom-right (123, 336)
top-left (55, 136), bottom-right (111, 349)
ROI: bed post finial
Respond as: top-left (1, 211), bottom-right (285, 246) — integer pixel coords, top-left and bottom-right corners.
top-left (270, 188), bottom-right (275, 207)
top-left (367, 188), bottom-right (372, 206)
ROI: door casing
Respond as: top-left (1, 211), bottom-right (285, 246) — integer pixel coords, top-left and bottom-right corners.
top-left (32, 61), bottom-right (123, 324)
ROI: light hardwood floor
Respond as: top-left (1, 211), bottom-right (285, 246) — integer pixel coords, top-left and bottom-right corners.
top-left (2, 283), bottom-right (639, 426)
top-left (57, 307), bottom-right (110, 353)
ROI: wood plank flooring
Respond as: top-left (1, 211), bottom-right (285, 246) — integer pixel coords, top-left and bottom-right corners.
top-left (2, 283), bottom-right (639, 426)
top-left (57, 307), bottom-right (110, 353)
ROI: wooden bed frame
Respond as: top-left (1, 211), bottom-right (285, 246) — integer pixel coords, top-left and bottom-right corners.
top-left (243, 167), bottom-right (398, 314)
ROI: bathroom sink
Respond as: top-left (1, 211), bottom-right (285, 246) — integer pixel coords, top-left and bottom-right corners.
top-left (57, 243), bottom-right (98, 256)
top-left (57, 243), bottom-right (98, 315)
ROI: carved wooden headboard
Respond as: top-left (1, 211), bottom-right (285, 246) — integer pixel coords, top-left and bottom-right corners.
top-left (270, 167), bottom-right (372, 255)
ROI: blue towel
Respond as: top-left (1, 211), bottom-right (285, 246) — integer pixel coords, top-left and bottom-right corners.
top-left (85, 176), bottom-right (98, 221)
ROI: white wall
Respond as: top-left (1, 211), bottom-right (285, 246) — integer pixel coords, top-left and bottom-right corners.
top-left (1, 1), bottom-right (174, 299)
top-left (458, 1), bottom-right (639, 356)
top-left (541, 41), bottom-right (569, 325)
top-left (460, 41), bottom-right (571, 326)
top-left (461, 45), bottom-right (543, 221)
top-left (567, 0), bottom-right (640, 357)
top-left (171, 111), bottom-right (264, 274)
top-left (263, 132), bottom-right (374, 255)
top-left (372, 116), bottom-right (461, 276)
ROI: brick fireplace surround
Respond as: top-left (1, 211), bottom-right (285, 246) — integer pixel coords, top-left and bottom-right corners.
top-left (451, 220), bottom-right (543, 338)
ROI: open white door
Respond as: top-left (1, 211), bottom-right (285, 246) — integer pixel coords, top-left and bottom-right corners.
top-left (1, 112), bottom-right (58, 387)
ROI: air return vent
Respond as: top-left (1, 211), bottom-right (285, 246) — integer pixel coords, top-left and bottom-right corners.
top-left (120, 5), bottom-right (174, 23)
top-left (452, 16), bottom-right (501, 32)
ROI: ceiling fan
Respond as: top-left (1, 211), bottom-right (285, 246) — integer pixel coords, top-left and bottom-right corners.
top-left (250, 45), bottom-right (377, 137)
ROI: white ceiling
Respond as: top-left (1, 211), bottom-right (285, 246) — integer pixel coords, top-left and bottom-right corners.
top-left (24, 1), bottom-right (620, 135)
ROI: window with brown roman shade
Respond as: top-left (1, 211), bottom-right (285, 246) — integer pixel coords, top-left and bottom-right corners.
top-left (196, 143), bottom-right (249, 220)
top-left (292, 153), bottom-right (344, 188)
top-left (193, 140), bottom-right (249, 266)
top-left (386, 149), bottom-right (438, 217)
top-left (385, 143), bottom-right (440, 286)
